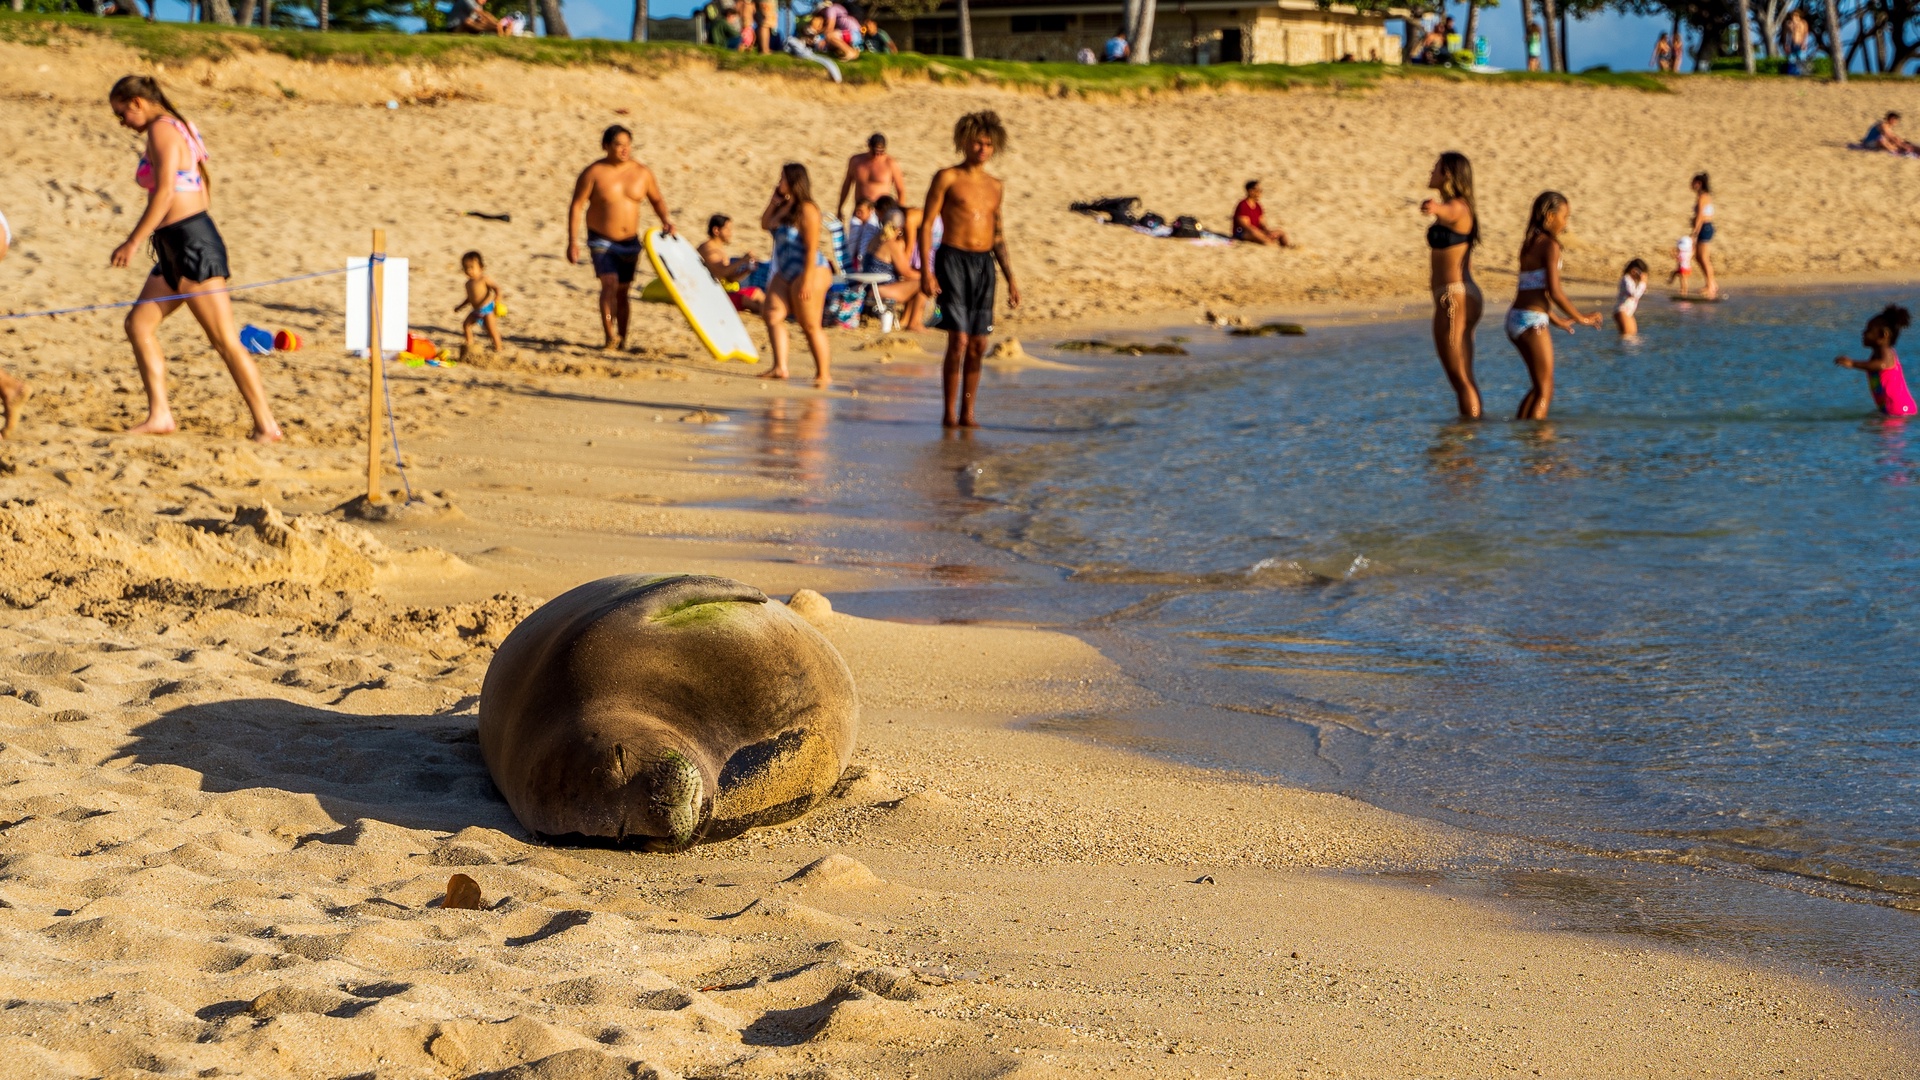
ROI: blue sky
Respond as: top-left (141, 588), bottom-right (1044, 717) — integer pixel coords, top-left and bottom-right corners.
top-left (146, 0), bottom-right (1679, 73)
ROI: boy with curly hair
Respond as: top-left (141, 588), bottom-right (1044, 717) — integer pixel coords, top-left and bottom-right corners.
top-left (919, 110), bottom-right (1021, 429)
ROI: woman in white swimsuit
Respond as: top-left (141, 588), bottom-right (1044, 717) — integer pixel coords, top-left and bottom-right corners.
top-left (1506, 191), bottom-right (1602, 420)
top-left (1420, 152), bottom-right (1483, 418)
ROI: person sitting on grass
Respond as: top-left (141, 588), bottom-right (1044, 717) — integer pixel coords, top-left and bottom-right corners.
top-left (1103, 30), bottom-right (1130, 62)
top-left (454, 250), bottom-right (505, 358)
top-left (1232, 180), bottom-right (1290, 247)
top-left (805, 11), bottom-right (860, 61)
top-left (860, 18), bottom-right (897, 53)
top-left (448, 0), bottom-right (509, 36)
top-left (698, 214), bottom-right (765, 315)
top-left (1863, 112), bottom-right (1919, 155)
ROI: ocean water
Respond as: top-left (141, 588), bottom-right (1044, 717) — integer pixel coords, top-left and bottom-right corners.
top-left (713, 287), bottom-right (1920, 974)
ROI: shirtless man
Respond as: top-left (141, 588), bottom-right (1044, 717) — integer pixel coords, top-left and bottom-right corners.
top-left (698, 214), bottom-right (763, 315)
top-left (566, 125), bottom-right (676, 350)
top-left (837, 133), bottom-right (906, 221)
top-left (919, 111), bottom-right (1019, 429)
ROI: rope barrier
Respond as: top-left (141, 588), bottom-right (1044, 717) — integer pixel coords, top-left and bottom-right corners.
top-left (0, 266), bottom-right (353, 322)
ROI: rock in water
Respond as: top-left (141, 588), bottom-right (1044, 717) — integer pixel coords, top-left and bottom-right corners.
top-left (478, 574), bottom-right (859, 850)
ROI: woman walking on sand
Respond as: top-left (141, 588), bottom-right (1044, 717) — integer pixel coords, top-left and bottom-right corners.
top-left (1505, 191), bottom-right (1601, 420)
top-left (1688, 172), bottom-right (1719, 299)
top-left (1421, 152), bottom-right (1483, 418)
top-left (759, 162), bottom-right (833, 387)
top-left (108, 75), bottom-right (281, 443)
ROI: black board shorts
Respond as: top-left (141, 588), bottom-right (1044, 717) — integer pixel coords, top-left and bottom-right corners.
top-left (150, 211), bottom-right (231, 290)
top-left (933, 246), bottom-right (996, 336)
top-left (588, 229), bottom-right (643, 284)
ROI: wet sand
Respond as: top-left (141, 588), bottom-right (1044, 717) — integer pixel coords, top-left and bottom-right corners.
top-left (1, 37), bottom-right (1917, 1077)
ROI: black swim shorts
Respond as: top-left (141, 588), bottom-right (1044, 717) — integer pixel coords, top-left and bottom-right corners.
top-left (588, 229), bottom-right (643, 284)
top-left (933, 246), bottom-right (996, 336)
top-left (150, 211), bottom-right (231, 290)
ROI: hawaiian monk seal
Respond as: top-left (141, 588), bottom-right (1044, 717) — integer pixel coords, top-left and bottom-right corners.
top-left (478, 574), bottom-right (857, 850)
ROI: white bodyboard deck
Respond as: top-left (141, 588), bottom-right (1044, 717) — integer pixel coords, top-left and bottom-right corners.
top-left (644, 231), bottom-right (759, 364)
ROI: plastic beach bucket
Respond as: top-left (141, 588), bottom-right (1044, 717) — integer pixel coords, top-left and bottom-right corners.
top-left (239, 325), bottom-right (274, 355)
top-left (274, 330), bottom-right (303, 351)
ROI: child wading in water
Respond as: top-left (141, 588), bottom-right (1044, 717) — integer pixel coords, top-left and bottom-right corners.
top-left (1615, 258), bottom-right (1648, 336)
top-left (1835, 304), bottom-right (1917, 417)
top-left (454, 250), bottom-right (505, 357)
top-left (1668, 235), bottom-right (1694, 296)
top-left (920, 110), bottom-right (1021, 428)
top-left (1504, 191), bottom-right (1602, 420)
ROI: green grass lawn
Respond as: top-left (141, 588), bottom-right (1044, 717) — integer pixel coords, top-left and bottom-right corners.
top-left (0, 10), bottom-right (1670, 93)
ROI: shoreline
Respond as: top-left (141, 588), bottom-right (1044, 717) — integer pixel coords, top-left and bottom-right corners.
top-left (2, 42), bottom-right (1919, 1075)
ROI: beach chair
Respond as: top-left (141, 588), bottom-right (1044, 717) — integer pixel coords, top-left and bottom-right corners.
top-left (823, 213), bottom-right (898, 331)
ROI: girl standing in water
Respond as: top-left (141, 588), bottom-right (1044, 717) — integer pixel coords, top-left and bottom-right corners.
top-left (1420, 152), bottom-right (1483, 418)
top-left (1835, 305), bottom-right (1917, 418)
top-left (1688, 172), bottom-right (1719, 300)
top-left (109, 75), bottom-right (281, 443)
top-left (1505, 191), bottom-right (1602, 420)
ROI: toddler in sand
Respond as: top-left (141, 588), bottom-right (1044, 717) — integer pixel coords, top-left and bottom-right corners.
top-left (1835, 304), bottom-right (1917, 417)
top-left (1668, 235), bottom-right (1694, 296)
top-left (0, 207), bottom-right (26, 439)
top-left (1615, 259), bottom-right (1648, 336)
top-left (454, 250), bottom-right (505, 357)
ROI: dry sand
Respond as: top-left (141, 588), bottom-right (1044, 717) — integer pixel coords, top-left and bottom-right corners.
top-left (1, 36), bottom-right (1918, 1077)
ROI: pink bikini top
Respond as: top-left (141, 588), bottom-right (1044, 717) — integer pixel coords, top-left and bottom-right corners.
top-left (135, 115), bottom-right (208, 194)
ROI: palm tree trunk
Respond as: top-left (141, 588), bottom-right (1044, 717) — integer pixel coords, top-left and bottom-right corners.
top-left (1464, 0), bottom-right (1479, 62)
top-left (1538, 0), bottom-right (1559, 71)
top-left (261, 0), bottom-right (270, 24)
top-left (958, 0), bottom-right (974, 56)
top-left (316, 0), bottom-right (327, 30)
top-left (1737, 0), bottom-right (1755, 71)
top-left (540, 0), bottom-right (569, 37)
top-left (236, 0), bottom-right (255, 23)
top-left (1130, 0), bottom-right (1156, 63)
top-left (631, 0), bottom-right (646, 41)
top-left (1823, 0), bottom-right (1846, 81)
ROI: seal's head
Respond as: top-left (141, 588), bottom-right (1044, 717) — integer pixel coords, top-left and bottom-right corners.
top-left (478, 574), bottom-right (856, 850)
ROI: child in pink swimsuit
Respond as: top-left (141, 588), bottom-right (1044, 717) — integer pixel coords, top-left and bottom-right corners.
top-left (1835, 304), bottom-right (1917, 417)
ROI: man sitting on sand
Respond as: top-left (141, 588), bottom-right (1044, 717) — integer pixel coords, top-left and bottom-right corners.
top-left (698, 214), bottom-right (764, 314)
top-left (567, 125), bottom-right (677, 352)
top-left (838, 133), bottom-right (906, 221)
top-left (921, 111), bottom-right (1020, 429)
top-left (448, 0), bottom-right (509, 35)
top-left (1864, 112), bottom-right (1919, 155)
top-left (1233, 180), bottom-right (1290, 247)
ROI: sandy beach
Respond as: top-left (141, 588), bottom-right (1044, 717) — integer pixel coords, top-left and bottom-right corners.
top-left (3, 32), bottom-right (1919, 1077)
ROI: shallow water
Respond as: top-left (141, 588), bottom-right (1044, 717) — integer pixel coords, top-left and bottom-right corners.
top-left (713, 288), bottom-right (1920, 979)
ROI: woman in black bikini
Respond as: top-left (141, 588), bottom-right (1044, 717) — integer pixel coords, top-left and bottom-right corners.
top-left (108, 75), bottom-right (281, 443)
top-left (1420, 152), bottom-right (1483, 418)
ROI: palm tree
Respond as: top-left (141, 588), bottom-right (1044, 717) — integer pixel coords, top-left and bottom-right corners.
top-left (1822, 0), bottom-right (1845, 81)
top-left (959, 0), bottom-right (974, 56)
top-left (631, 0), bottom-right (646, 41)
top-left (1539, 0), bottom-right (1560, 70)
top-left (540, 0), bottom-right (569, 37)
top-left (1129, 0), bottom-right (1156, 62)
top-left (1736, 0), bottom-right (1754, 71)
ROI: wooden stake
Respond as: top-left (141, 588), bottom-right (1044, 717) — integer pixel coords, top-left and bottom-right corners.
top-left (367, 229), bottom-right (386, 504)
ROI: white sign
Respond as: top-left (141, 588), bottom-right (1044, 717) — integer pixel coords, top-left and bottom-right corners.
top-left (345, 256), bottom-right (409, 355)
